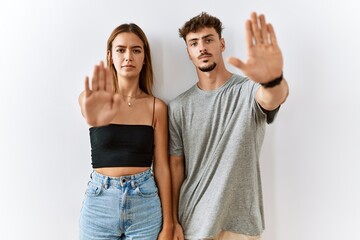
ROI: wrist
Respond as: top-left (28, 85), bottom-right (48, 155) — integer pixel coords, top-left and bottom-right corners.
top-left (162, 221), bottom-right (174, 229)
top-left (172, 220), bottom-right (181, 227)
top-left (261, 72), bottom-right (283, 88)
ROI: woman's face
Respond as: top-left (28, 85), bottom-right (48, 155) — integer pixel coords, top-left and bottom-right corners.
top-left (110, 32), bottom-right (145, 80)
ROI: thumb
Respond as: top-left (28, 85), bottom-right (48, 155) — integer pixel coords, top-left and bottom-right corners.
top-left (112, 94), bottom-right (122, 110)
top-left (226, 57), bottom-right (246, 70)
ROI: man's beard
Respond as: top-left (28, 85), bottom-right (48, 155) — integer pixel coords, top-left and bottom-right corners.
top-left (198, 62), bottom-right (217, 72)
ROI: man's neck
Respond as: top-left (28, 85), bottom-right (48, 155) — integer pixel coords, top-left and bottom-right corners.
top-left (196, 68), bottom-right (232, 91)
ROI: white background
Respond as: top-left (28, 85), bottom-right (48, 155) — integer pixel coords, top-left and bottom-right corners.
top-left (0, 0), bottom-right (359, 239)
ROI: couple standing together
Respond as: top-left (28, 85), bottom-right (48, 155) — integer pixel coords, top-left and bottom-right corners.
top-left (78, 11), bottom-right (289, 240)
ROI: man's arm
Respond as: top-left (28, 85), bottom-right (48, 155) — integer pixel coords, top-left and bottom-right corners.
top-left (170, 155), bottom-right (185, 240)
top-left (256, 76), bottom-right (289, 110)
top-left (227, 12), bottom-right (289, 110)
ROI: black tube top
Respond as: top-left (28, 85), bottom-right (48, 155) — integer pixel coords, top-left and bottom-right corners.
top-left (89, 124), bottom-right (154, 168)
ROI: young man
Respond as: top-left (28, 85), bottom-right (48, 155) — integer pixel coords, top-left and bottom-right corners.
top-left (169, 12), bottom-right (289, 240)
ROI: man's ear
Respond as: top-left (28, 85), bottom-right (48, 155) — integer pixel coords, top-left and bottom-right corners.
top-left (221, 38), bottom-right (225, 52)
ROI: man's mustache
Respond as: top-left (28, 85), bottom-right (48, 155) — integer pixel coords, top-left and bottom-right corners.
top-left (198, 53), bottom-right (212, 59)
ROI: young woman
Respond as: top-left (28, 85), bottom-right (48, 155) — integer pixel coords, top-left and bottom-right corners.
top-left (78, 23), bottom-right (172, 239)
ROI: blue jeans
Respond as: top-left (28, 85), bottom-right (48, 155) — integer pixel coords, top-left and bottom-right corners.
top-left (79, 168), bottom-right (162, 240)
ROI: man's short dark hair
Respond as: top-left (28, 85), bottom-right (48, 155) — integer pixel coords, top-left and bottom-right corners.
top-left (178, 12), bottom-right (224, 41)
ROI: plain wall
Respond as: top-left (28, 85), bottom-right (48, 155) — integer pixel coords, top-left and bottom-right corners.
top-left (0, 0), bottom-right (359, 239)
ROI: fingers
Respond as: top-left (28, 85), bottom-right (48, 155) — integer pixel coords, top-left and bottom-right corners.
top-left (249, 12), bottom-right (272, 46)
top-left (91, 65), bottom-right (99, 91)
top-left (259, 14), bottom-right (269, 45)
top-left (250, 12), bottom-right (263, 45)
top-left (245, 20), bottom-right (254, 47)
top-left (84, 76), bottom-right (91, 97)
top-left (226, 57), bottom-right (246, 71)
top-left (90, 61), bottom-right (111, 92)
top-left (104, 67), bottom-right (113, 92)
top-left (268, 23), bottom-right (278, 46)
top-left (98, 61), bottom-right (106, 91)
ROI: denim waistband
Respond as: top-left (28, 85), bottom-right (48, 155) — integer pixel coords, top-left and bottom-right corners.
top-left (90, 168), bottom-right (153, 188)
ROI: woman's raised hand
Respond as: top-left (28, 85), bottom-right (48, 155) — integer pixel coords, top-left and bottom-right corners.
top-left (82, 61), bottom-right (121, 126)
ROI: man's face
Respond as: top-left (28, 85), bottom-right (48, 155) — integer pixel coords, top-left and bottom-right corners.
top-left (185, 27), bottom-right (225, 72)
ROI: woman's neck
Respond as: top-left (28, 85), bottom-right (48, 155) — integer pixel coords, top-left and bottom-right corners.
top-left (117, 77), bottom-right (140, 96)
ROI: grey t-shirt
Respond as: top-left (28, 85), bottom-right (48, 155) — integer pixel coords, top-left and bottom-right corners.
top-left (169, 74), bottom-right (277, 239)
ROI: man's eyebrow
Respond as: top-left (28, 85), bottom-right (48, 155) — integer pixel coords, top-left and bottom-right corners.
top-left (201, 34), bottom-right (215, 39)
top-left (188, 34), bottom-right (215, 42)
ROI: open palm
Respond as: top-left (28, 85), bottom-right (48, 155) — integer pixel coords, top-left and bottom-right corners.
top-left (227, 12), bottom-right (283, 83)
top-left (82, 62), bottom-right (121, 126)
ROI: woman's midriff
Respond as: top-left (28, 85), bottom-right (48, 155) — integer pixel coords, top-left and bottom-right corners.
top-left (94, 167), bottom-right (150, 177)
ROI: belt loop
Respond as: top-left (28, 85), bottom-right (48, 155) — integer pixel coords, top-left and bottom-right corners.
top-left (104, 176), bottom-right (109, 189)
top-left (120, 177), bottom-right (125, 187)
top-left (131, 180), bottom-right (135, 188)
top-left (131, 175), bottom-right (136, 188)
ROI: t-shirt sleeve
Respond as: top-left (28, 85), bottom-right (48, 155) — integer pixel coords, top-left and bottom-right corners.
top-left (251, 82), bottom-right (280, 124)
top-left (168, 102), bottom-right (184, 157)
top-left (260, 105), bottom-right (280, 124)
